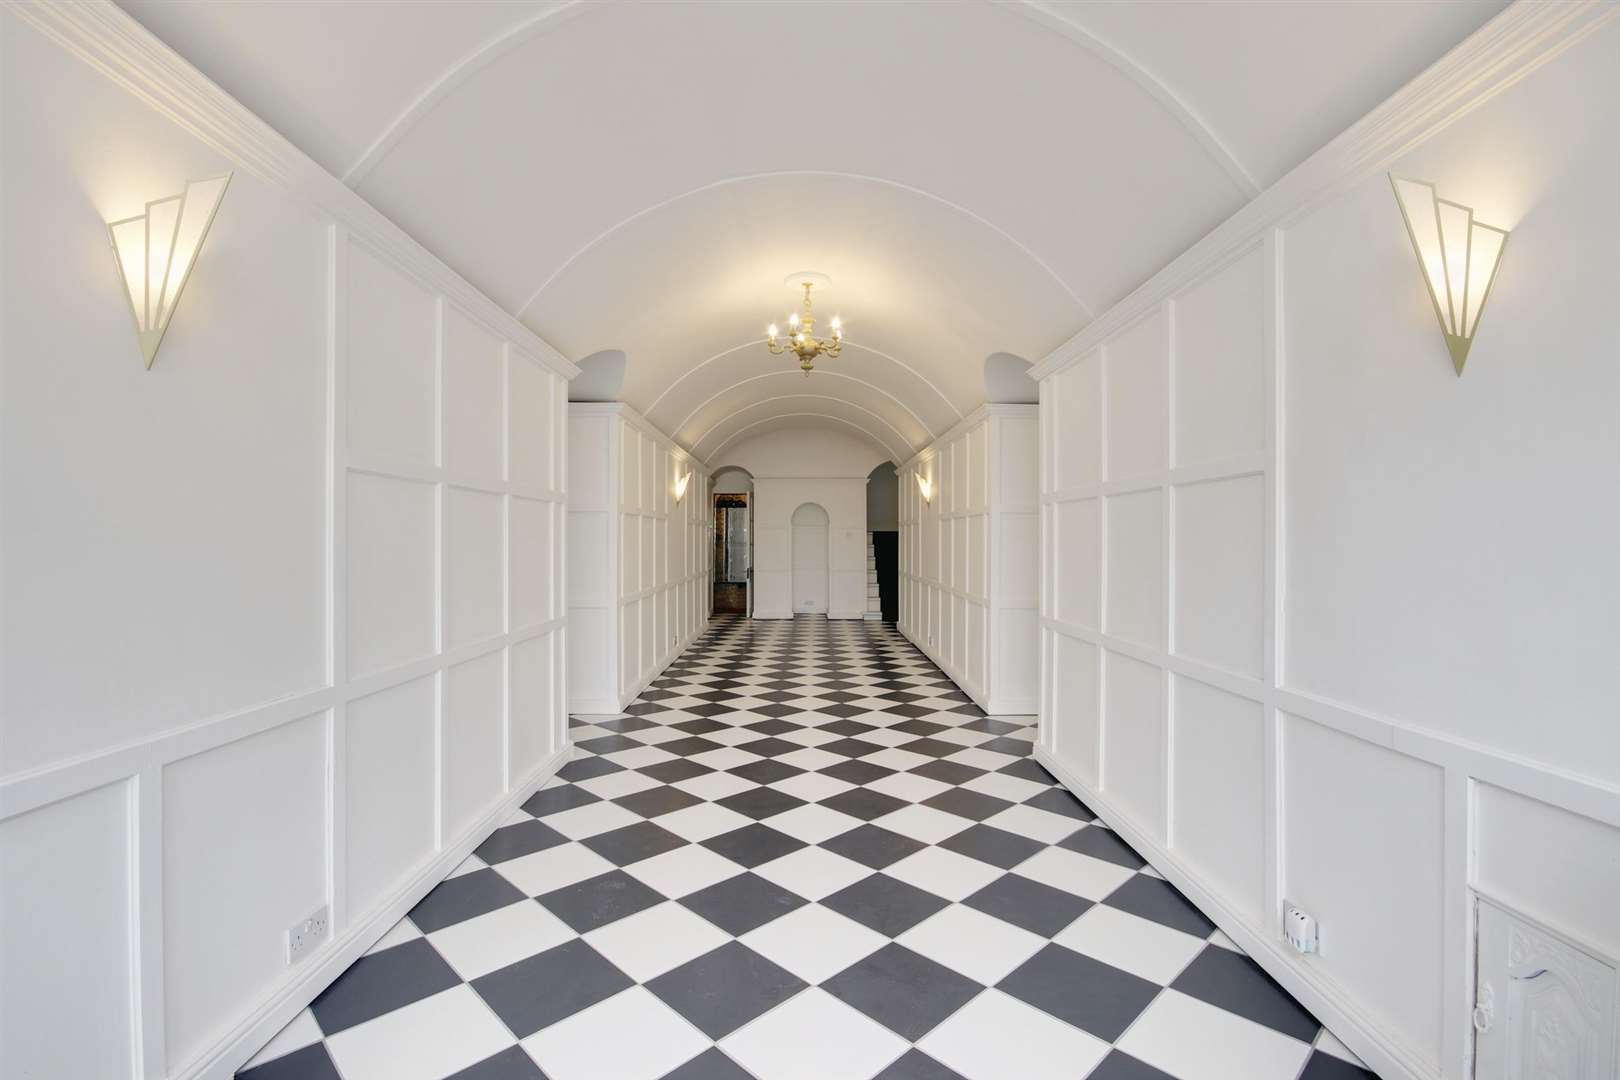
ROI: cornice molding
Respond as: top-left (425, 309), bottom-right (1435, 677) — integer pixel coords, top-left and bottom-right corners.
top-left (901, 403), bottom-right (1038, 471)
top-left (567, 401), bottom-right (708, 472)
top-left (1028, 0), bottom-right (1617, 382)
top-left (9, 0), bottom-right (578, 380)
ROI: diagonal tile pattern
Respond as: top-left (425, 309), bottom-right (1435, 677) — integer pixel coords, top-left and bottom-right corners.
top-left (239, 615), bottom-right (1373, 1080)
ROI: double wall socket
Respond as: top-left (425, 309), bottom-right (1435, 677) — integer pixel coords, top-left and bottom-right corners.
top-left (287, 904), bottom-right (330, 965)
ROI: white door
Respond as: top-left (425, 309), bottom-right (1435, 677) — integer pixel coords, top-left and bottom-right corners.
top-left (1474, 899), bottom-right (1616, 1080)
top-left (791, 503), bottom-right (829, 614)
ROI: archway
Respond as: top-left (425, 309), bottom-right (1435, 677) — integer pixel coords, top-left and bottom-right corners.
top-left (790, 502), bottom-right (830, 614)
top-left (712, 467), bottom-right (753, 615)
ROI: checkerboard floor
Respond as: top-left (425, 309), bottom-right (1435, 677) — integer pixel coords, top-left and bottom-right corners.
top-left (239, 616), bottom-right (1375, 1080)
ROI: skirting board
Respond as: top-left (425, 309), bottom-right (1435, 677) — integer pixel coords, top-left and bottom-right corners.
top-left (986, 696), bottom-right (1039, 717)
top-left (897, 622), bottom-right (990, 715)
top-left (1034, 743), bottom-right (1437, 1080)
top-left (185, 742), bottom-right (572, 1080)
top-left (611, 622), bottom-right (708, 713)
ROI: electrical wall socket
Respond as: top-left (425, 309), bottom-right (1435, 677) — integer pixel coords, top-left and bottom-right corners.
top-left (287, 904), bottom-right (330, 965)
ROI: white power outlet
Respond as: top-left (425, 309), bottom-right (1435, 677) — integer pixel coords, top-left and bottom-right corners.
top-left (1283, 901), bottom-right (1320, 955)
top-left (287, 904), bottom-right (330, 965)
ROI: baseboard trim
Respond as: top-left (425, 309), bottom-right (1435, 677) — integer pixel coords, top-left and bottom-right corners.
top-left (1034, 743), bottom-right (1439, 1080)
top-left (187, 742), bottom-right (572, 1080)
top-left (613, 621), bottom-right (707, 712)
top-left (986, 696), bottom-right (1038, 717)
top-left (897, 623), bottom-right (992, 715)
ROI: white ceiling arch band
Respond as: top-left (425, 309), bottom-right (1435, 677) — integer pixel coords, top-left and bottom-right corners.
top-left (705, 413), bottom-right (903, 467)
top-left (651, 351), bottom-right (946, 443)
top-left (672, 368), bottom-right (935, 449)
top-left (515, 170), bottom-right (1091, 319)
top-left (998, 0), bottom-right (1260, 197)
top-left (646, 339), bottom-right (958, 438)
top-left (343, 0), bottom-right (598, 183)
top-left (688, 394), bottom-right (920, 462)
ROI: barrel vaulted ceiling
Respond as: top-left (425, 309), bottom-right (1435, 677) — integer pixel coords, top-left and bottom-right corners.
top-left (122, 0), bottom-right (1506, 462)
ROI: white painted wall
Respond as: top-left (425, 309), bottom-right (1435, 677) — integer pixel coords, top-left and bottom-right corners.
top-left (0, 13), bottom-right (572, 1080)
top-left (899, 406), bottom-right (1039, 715)
top-left (1035, 18), bottom-right (1620, 1080)
top-left (712, 426), bottom-right (877, 621)
top-left (567, 404), bottom-right (711, 714)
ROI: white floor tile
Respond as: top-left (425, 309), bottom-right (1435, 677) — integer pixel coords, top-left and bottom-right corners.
top-left (1011, 846), bottom-right (1136, 900)
top-left (574, 769), bottom-right (661, 800)
top-left (446, 854), bottom-right (487, 878)
top-left (524, 987), bottom-right (710, 1080)
top-left (1115, 991), bottom-right (1314, 1080)
top-left (898, 905), bottom-right (1045, 985)
top-left (655, 801), bottom-right (756, 842)
top-left (865, 771), bottom-right (952, 803)
top-left (690, 746), bottom-right (764, 770)
top-left (875, 804), bottom-right (980, 845)
top-left (241, 1008), bottom-right (322, 1069)
top-left (543, 800), bottom-right (643, 840)
top-left (767, 803), bottom-right (866, 844)
top-left (325, 986), bottom-right (514, 1080)
top-left (427, 900), bottom-right (575, 980)
top-left (584, 901), bottom-right (730, 981)
top-left (623, 843), bottom-right (745, 898)
top-left (602, 745), bottom-right (677, 769)
top-left (963, 772), bottom-right (1048, 804)
top-left (752, 845), bottom-right (875, 901)
top-left (673, 770), bottom-right (759, 801)
top-left (861, 747), bottom-right (933, 772)
top-left (944, 748), bottom-right (1020, 772)
top-left (1054, 904), bottom-right (1206, 984)
top-left (1314, 1028), bottom-right (1368, 1067)
top-left (366, 916), bottom-right (423, 954)
top-left (884, 846), bottom-right (1006, 901)
top-left (768, 771), bottom-right (855, 803)
top-left (917, 989), bottom-right (1109, 1080)
top-left (775, 747), bottom-right (846, 772)
top-left (492, 842), bottom-right (615, 897)
top-left (721, 988), bottom-right (909, 1080)
top-left (740, 904), bottom-right (887, 984)
top-left (984, 804), bottom-right (1081, 844)
top-left (1208, 928), bottom-right (1245, 953)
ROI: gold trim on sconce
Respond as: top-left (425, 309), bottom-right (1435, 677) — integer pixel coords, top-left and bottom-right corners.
top-left (1389, 174), bottom-right (1509, 375)
top-left (107, 173), bottom-right (232, 369)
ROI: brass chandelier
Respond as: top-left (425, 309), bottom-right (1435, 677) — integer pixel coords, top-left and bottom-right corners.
top-left (766, 273), bottom-right (843, 374)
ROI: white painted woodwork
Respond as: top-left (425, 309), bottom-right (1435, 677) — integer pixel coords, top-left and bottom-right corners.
top-left (790, 503), bottom-right (831, 614)
top-left (899, 406), bottom-right (1039, 716)
top-left (0, 14), bottom-right (573, 1080)
top-left (566, 404), bottom-right (712, 715)
top-left (1035, 18), bottom-right (1620, 1080)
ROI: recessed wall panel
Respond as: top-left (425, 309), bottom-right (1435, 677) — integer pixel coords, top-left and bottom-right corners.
top-left (346, 244), bottom-right (436, 465)
top-left (1105, 489), bottom-right (1164, 648)
top-left (510, 633), bottom-right (556, 778)
top-left (346, 676), bottom-right (436, 917)
top-left (1055, 498), bottom-right (1101, 629)
top-left (1174, 248), bottom-right (1266, 466)
top-left (510, 496), bottom-right (553, 629)
top-left (444, 651), bottom-right (505, 837)
top-left (442, 306), bottom-right (505, 481)
top-left (1052, 634), bottom-right (1100, 785)
top-left (164, 713), bottom-right (327, 1071)
top-left (509, 356), bottom-right (554, 491)
top-left (1105, 311), bottom-right (1168, 481)
top-left (1171, 677), bottom-right (1264, 920)
top-left (1053, 354), bottom-right (1101, 488)
top-left (348, 472), bottom-right (436, 676)
top-left (1173, 475), bottom-right (1264, 677)
top-left (446, 486), bottom-right (504, 648)
top-left (1103, 650), bottom-right (1165, 838)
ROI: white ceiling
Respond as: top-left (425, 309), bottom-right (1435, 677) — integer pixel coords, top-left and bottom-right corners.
top-left (121, 0), bottom-right (1506, 461)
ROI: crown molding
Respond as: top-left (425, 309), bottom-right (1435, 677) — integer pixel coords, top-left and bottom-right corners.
top-left (9, 0), bottom-right (578, 380)
top-left (1028, 0), bottom-right (1617, 382)
top-left (567, 401), bottom-right (708, 472)
top-left (901, 402), bottom-right (1038, 471)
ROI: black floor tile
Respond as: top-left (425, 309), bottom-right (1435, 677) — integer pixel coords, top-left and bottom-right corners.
top-left (1058, 824), bottom-right (1144, 869)
top-left (998, 944), bottom-right (1161, 1041)
top-left (521, 784), bottom-right (600, 818)
top-left (580, 821), bottom-right (688, 866)
top-left (822, 873), bottom-right (950, 937)
top-left (1171, 945), bottom-right (1321, 1042)
top-left (820, 824), bottom-right (927, 869)
top-left (446, 1045), bottom-right (548, 1080)
top-left (309, 939), bottom-right (461, 1035)
top-left (823, 943), bottom-right (982, 1039)
top-left (645, 942), bottom-right (806, 1038)
top-left (471, 938), bottom-right (631, 1038)
top-left (964, 874), bottom-right (1091, 937)
top-left (237, 1043), bottom-right (343, 1080)
top-left (537, 869), bottom-right (664, 932)
top-left (820, 788), bottom-right (909, 822)
top-left (408, 869), bottom-right (525, 933)
top-left (871, 1049), bottom-right (968, 1080)
top-left (1085, 1050), bottom-right (1179, 1080)
top-left (937, 823), bottom-right (1044, 869)
top-left (701, 822), bottom-right (807, 868)
top-left (679, 872), bottom-right (807, 935)
top-left (1104, 875), bottom-right (1216, 938)
top-left (474, 819), bottom-right (567, 865)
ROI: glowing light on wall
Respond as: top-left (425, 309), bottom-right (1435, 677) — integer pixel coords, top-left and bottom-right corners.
top-left (107, 173), bottom-right (231, 368)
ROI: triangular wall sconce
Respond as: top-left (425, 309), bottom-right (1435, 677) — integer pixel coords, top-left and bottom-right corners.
top-left (1389, 174), bottom-right (1509, 375)
top-left (107, 173), bottom-right (231, 369)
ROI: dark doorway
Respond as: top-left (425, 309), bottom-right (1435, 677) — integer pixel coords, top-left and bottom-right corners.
top-left (871, 532), bottom-right (899, 622)
top-left (713, 493), bottom-right (749, 614)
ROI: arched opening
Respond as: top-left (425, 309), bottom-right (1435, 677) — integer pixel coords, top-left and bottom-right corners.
top-left (712, 467), bottom-right (754, 615)
top-left (790, 502), bottom-right (830, 615)
top-left (866, 462), bottom-right (899, 622)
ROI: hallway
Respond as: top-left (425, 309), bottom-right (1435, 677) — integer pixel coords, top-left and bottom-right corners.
top-left (239, 617), bottom-right (1367, 1080)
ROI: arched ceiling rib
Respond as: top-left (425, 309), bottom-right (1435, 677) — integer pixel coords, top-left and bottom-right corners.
top-left (692, 398), bottom-right (914, 465)
top-left (121, 0), bottom-right (1509, 455)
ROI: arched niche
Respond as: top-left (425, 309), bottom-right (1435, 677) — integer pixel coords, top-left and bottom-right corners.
top-left (568, 348), bottom-right (627, 402)
top-left (984, 351), bottom-right (1038, 404)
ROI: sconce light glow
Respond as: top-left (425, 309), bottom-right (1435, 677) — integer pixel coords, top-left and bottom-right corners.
top-left (107, 173), bottom-right (232, 369)
top-left (1389, 174), bottom-right (1509, 375)
top-left (915, 474), bottom-right (932, 504)
top-left (674, 470), bottom-right (692, 504)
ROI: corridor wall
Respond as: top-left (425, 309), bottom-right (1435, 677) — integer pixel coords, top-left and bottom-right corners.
top-left (0, 8), bottom-right (575, 1080)
top-left (898, 405), bottom-right (1039, 715)
top-left (567, 403), bottom-right (712, 714)
top-left (1033, 16), bottom-right (1620, 1080)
